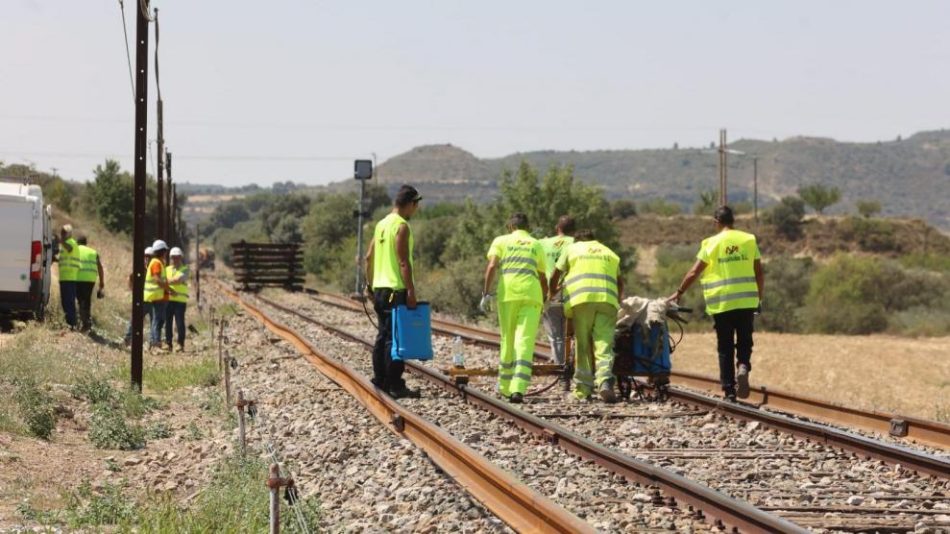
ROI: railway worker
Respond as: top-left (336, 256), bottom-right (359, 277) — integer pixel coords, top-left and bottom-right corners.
top-left (75, 236), bottom-right (105, 333)
top-left (145, 239), bottom-right (171, 350)
top-left (539, 216), bottom-right (576, 364)
top-left (164, 247), bottom-right (189, 352)
top-left (124, 246), bottom-right (153, 346)
top-left (57, 224), bottom-right (80, 329)
top-left (364, 185), bottom-right (423, 399)
top-left (550, 229), bottom-right (623, 403)
top-left (667, 206), bottom-right (763, 402)
top-left (480, 213), bottom-right (548, 404)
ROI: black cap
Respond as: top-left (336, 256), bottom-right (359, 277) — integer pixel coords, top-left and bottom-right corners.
top-left (714, 206), bottom-right (735, 225)
top-left (395, 185), bottom-right (423, 207)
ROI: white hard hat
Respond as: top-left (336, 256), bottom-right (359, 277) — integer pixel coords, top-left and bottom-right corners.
top-left (144, 246), bottom-right (154, 255)
top-left (170, 247), bottom-right (183, 257)
top-left (151, 239), bottom-right (168, 252)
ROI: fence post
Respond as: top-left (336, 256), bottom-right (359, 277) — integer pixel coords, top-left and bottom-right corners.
top-left (268, 463), bottom-right (281, 534)
top-left (236, 390), bottom-right (247, 455)
top-left (217, 319), bottom-right (225, 370)
top-left (223, 351), bottom-right (232, 406)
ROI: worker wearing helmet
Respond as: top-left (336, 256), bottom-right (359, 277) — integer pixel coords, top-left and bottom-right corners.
top-left (124, 246), bottom-right (153, 346)
top-left (481, 213), bottom-right (548, 404)
top-left (668, 206), bottom-right (764, 402)
top-left (164, 247), bottom-right (189, 351)
top-left (550, 229), bottom-right (623, 403)
top-left (145, 239), bottom-right (171, 350)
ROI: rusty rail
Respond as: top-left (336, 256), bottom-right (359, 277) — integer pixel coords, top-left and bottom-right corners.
top-left (215, 282), bottom-right (594, 534)
top-left (304, 294), bottom-right (950, 478)
top-left (254, 290), bottom-right (807, 533)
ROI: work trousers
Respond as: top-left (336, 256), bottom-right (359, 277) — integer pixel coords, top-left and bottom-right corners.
top-left (149, 301), bottom-right (167, 347)
top-left (497, 299), bottom-right (541, 396)
top-left (76, 282), bottom-right (95, 332)
top-left (165, 301), bottom-right (187, 348)
top-left (59, 281), bottom-right (77, 328)
top-left (712, 308), bottom-right (755, 392)
top-left (541, 302), bottom-right (567, 365)
top-left (124, 303), bottom-right (152, 343)
top-left (372, 288), bottom-right (407, 392)
top-left (571, 302), bottom-right (618, 398)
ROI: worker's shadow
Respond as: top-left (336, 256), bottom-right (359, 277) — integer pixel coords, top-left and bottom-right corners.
top-left (87, 330), bottom-right (126, 350)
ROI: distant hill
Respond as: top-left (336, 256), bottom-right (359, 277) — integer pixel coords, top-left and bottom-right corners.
top-left (371, 131), bottom-right (950, 228)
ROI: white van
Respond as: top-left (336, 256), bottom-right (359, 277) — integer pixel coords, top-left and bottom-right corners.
top-left (0, 182), bottom-right (53, 320)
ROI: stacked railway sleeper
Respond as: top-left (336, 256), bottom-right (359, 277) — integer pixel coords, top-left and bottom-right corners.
top-left (251, 288), bottom-right (950, 533)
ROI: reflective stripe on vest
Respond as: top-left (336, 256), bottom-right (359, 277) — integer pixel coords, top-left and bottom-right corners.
top-left (371, 212), bottom-right (413, 290)
top-left (489, 230), bottom-right (544, 304)
top-left (165, 264), bottom-right (189, 303)
top-left (699, 229), bottom-right (760, 314)
top-left (144, 258), bottom-right (167, 302)
top-left (76, 245), bottom-right (99, 283)
top-left (59, 238), bottom-right (80, 281)
top-left (562, 240), bottom-right (620, 309)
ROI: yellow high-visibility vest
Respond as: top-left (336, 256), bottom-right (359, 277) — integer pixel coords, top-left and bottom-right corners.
top-left (76, 245), bottom-right (99, 283)
top-left (539, 235), bottom-right (574, 280)
top-left (371, 212), bottom-right (414, 290)
top-left (558, 240), bottom-right (620, 309)
top-left (487, 230), bottom-right (546, 304)
top-left (697, 229), bottom-right (761, 314)
top-left (144, 258), bottom-right (167, 302)
top-left (165, 264), bottom-right (189, 303)
top-left (58, 238), bottom-right (80, 282)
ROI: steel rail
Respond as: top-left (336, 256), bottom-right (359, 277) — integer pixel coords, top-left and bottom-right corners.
top-left (257, 291), bottom-right (807, 534)
top-left (306, 290), bottom-right (950, 478)
top-left (308, 290), bottom-right (950, 451)
top-left (216, 283), bottom-right (594, 534)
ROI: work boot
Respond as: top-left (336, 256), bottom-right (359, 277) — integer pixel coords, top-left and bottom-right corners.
top-left (390, 386), bottom-right (421, 399)
top-left (177, 343), bottom-right (185, 353)
top-left (736, 364), bottom-right (750, 399)
top-left (599, 381), bottom-right (618, 404)
top-left (509, 392), bottom-right (524, 404)
top-left (724, 388), bottom-right (737, 403)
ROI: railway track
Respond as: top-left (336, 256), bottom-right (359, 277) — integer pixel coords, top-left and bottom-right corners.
top-left (307, 288), bottom-right (950, 453)
top-left (250, 287), bottom-right (950, 533)
top-left (212, 281), bottom-right (807, 532)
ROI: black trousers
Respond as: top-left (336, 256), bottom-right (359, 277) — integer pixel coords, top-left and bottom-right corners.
top-left (712, 308), bottom-right (755, 391)
top-left (76, 282), bottom-right (95, 332)
top-left (372, 288), bottom-right (407, 392)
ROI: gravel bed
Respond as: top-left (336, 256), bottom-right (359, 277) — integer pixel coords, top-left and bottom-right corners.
top-left (207, 293), bottom-right (510, 533)
top-left (259, 296), bottom-right (716, 533)
top-left (269, 290), bottom-right (950, 533)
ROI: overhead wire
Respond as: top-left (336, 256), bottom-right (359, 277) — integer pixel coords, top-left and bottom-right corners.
top-left (116, 0), bottom-right (136, 103)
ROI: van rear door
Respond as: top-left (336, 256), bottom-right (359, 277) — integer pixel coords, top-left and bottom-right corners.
top-left (0, 196), bottom-right (33, 293)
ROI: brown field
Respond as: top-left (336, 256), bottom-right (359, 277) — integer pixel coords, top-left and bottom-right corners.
top-left (672, 331), bottom-right (950, 421)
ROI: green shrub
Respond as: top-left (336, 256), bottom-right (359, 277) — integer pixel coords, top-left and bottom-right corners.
top-left (757, 257), bottom-right (814, 332)
top-left (14, 379), bottom-right (57, 440)
top-left (145, 421), bottom-right (172, 440)
top-left (856, 199), bottom-right (882, 218)
top-left (798, 183), bottom-right (841, 215)
top-left (63, 481), bottom-right (136, 528)
top-left (88, 404), bottom-right (146, 450)
top-left (424, 259), bottom-right (485, 320)
top-left (900, 252), bottom-right (950, 273)
top-left (838, 216), bottom-right (898, 253)
top-left (639, 198), bottom-right (682, 216)
top-left (765, 196), bottom-right (805, 240)
top-left (71, 375), bottom-right (116, 405)
top-left (888, 307), bottom-right (950, 337)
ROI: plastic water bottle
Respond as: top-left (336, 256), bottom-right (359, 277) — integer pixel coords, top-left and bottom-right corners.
top-left (451, 336), bottom-right (465, 368)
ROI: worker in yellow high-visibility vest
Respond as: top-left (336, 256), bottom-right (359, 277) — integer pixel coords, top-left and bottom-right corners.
top-left (668, 206), bottom-right (764, 402)
top-left (164, 247), bottom-right (189, 352)
top-left (538, 215), bottom-right (575, 364)
top-left (145, 240), bottom-right (171, 350)
top-left (57, 224), bottom-right (80, 329)
top-left (481, 213), bottom-right (548, 403)
top-left (364, 185), bottom-right (423, 399)
top-left (550, 229), bottom-right (623, 403)
top-left (75, 236), bottom-right (105, 333)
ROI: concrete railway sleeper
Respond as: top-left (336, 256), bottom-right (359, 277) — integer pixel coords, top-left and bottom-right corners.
top-left (264, 288), bottom-right (950, 533)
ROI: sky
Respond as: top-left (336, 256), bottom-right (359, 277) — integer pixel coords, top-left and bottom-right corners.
top-left (1, 0), bottom-right (949, 186)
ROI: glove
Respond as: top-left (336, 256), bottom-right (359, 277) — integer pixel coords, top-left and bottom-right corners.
top-left (479, 293), bottom-right (495, 314)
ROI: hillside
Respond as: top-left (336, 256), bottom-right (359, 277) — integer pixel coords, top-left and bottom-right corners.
top-left (372, 130), bottom-right (950, 228)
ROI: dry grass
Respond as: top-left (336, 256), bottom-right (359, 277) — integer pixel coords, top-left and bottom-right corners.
top-left (672, 331), bottom-right (950, 421)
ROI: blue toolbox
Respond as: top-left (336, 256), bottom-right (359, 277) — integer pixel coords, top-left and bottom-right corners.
top-left (391, 303), bottom-right (434, 361)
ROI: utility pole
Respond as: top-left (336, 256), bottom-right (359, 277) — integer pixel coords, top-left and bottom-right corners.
top-left (154, 8), bottom-right (165, 242)
top-left (166, 151), bottom-right (174, 243)
top-left (171, 183), bottom-right (177, 245)
top-left (195, 223), bottom-right (201, 307)
top-left (131, 0), bottom-right (151, 390)
top-left (718, 128), bottom-right (728, 206)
